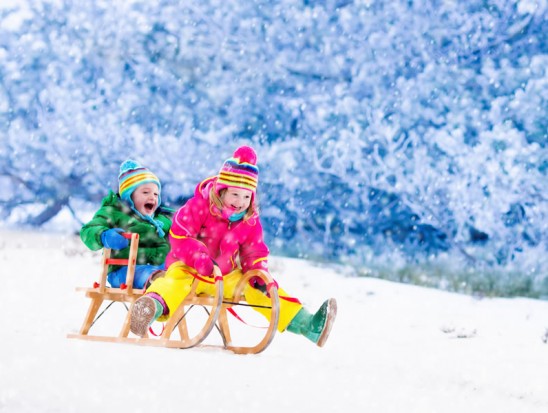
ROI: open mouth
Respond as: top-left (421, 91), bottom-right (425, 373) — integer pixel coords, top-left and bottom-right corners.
top-left (144, 202), bottom-right (155, 213)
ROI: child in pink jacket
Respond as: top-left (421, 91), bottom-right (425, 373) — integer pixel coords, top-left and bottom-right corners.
top-left (130, 146), bottom-right (337, 347)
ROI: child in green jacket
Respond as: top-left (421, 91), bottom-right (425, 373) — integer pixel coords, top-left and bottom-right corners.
top-left (80, 160), bottom-right (174, 289)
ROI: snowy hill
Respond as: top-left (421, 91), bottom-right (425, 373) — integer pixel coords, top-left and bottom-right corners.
top-left (1, 230), bottom-right (547, 412)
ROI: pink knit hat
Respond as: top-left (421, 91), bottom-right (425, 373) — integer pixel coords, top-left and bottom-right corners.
top-left (215, 146), bottom-right (259, 195)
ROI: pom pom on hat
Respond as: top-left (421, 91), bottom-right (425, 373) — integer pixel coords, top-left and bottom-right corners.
top-left (216, 146), bottom-right (259, 194)
top-left (118, 159), bottom-right (162, 205)
top-left (233, 145), bottom-right (257, 166)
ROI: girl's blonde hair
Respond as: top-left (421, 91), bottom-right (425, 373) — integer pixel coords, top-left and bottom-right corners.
top-left (210, 186), bottom-right (258, 221)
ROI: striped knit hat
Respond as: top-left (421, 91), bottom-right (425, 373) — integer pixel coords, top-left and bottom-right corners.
top-left (118, 160), bottom-right (162, 206)
top-left (216, 146), bottom-right (259, 195)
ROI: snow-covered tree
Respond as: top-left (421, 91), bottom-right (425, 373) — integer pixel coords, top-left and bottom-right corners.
top-left (1, 0), bottom-right (546, 294)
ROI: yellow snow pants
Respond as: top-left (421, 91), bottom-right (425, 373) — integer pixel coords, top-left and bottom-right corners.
top-left (146, 262), bottom-right (303, 331)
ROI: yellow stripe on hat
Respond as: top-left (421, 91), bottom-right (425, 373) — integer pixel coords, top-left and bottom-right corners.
top-left (219, 171), bottom-right (258, 183)
top-left (218, 172), bottom-right (257, 188)
top-left (120, 172), bottom-right (159, 192)
top-left (217, 179), bottom-right (257, 191)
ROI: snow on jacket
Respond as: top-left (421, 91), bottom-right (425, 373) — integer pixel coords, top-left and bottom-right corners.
top-left (166, 177), bottom-right (269, 275)
top-left (80, 190), bottom-right (174, 273)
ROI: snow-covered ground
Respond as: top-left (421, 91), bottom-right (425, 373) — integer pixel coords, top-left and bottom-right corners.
top-left (1, 229), bottom-right (547, 413)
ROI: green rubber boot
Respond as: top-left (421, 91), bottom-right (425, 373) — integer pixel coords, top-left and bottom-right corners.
top-left (286, 298), bottom-right (337, 347)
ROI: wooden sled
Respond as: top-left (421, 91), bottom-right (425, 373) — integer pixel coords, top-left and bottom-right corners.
top-left (68, 233), bottom-right (280, 354)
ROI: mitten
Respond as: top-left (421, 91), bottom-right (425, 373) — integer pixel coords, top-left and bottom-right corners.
top-left (100, 228), bottom-right (129, 250)
top-left (249, 275), bottom-right (278, 292)
top-left (193, 253), bottom-right (214, 277)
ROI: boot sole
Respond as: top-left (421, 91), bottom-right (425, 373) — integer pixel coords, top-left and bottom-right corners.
top-left (316, 298), bottom-right (337, 347)
top-left (130, 296), bottom-right (156, 337)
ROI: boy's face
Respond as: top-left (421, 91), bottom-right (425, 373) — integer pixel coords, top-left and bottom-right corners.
top-left (131, 183), bottom-right (159, 216)
top-left (221, 187), bottom-right (252, 213)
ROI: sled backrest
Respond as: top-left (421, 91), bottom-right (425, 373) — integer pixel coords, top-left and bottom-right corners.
top-left (97, 232), bottom-right (139, 294)
top-left (68, 232), bottom-right (143, 340)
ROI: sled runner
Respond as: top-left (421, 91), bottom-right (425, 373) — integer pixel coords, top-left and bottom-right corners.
top-left (68, 232), bottom-right (280, 354)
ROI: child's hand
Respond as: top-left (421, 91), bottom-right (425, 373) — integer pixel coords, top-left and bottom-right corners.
top-left (100, 228), bottom-right (129, 250)
top-left (193, 253), bottom-right (214, 277)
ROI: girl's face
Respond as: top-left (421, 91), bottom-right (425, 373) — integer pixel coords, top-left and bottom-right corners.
top-left (221, 187), bottom-right (252, 213)
top-left (131, 183), bottom-right (159, 216)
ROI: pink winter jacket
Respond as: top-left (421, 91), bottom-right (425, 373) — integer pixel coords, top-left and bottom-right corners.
top-left (165, 177), bottom-right (269, 276)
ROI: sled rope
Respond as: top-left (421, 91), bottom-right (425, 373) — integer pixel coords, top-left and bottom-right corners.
top-left (148, 323), bottom-right (165, 337)
top-left (279, 295), bottom-right (300, 303)
top-left (226, 307), bottom-right (268, 329)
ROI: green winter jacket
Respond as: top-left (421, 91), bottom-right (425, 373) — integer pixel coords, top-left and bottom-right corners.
top-left (80, 191), bottom-right (174, 273)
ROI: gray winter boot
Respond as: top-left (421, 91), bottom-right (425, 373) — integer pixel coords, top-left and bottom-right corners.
top-left (130, 295), bottom-right (163, 337)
